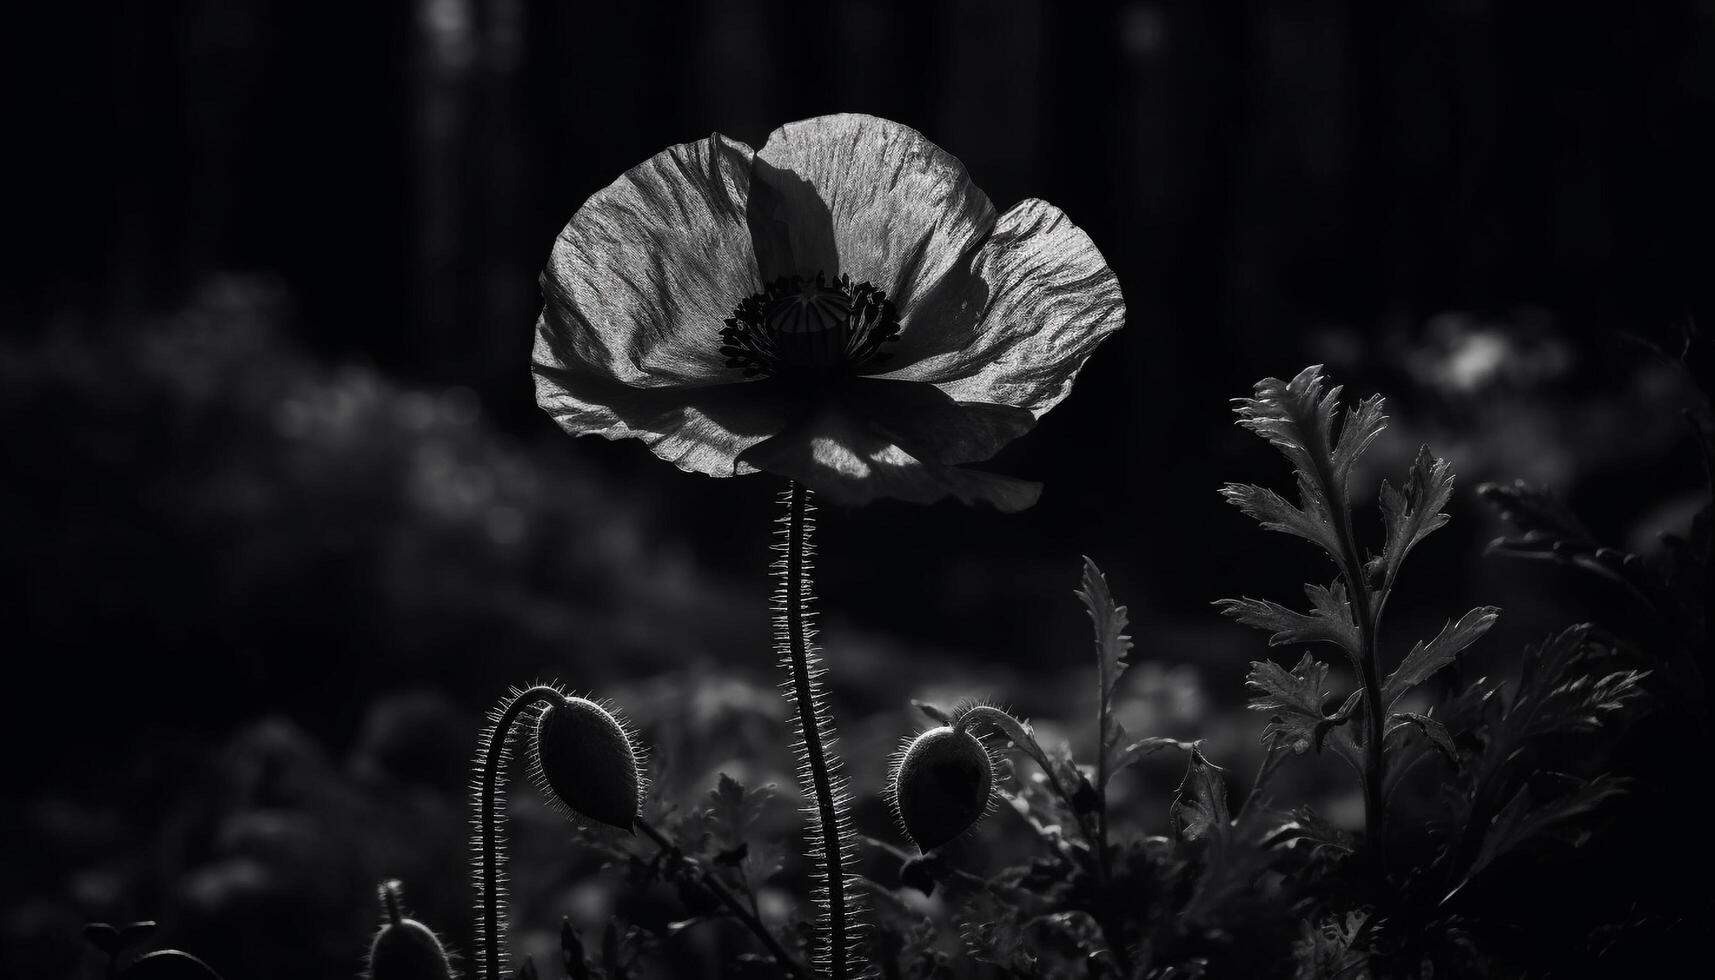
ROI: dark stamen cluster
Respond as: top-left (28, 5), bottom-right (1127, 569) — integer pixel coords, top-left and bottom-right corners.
top-left (720, 272), bottom-right (902, 379)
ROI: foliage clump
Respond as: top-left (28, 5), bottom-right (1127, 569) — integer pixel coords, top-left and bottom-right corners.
top-left (84, 361), bottom-right (1705, 979)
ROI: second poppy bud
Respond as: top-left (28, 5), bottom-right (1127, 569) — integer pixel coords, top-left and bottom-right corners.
top-left (529, 695), bottom-right (644, 832)
top-left (890, 725), bottom-right (996, 852)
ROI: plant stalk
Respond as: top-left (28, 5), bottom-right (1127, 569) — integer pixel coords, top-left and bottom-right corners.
top-left (1315, 449), bottom-right (1388, 854)
top-left (777, 483), bottom-right (851, 978)
top-left (474, 685), bottom-right (562, 980)
top-left (634, 818), bottom-right (809, 978)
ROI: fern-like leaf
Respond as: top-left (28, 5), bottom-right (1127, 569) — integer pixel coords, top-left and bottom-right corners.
top-left (1220, 481), bottom-right (1343, 558)
top-left (1381, 606), bottom-right (1501, 710)
top-left (1217, 580), bottom-right (1362, 667)
top-left (1371, 445), bottom-right (1455, 594)
top-left (1448, 774), bottom-right (1633, 903)
top-left (1230, 366), bottom-right (1375, 567)
top-left (1504, 626), bottom-right (1649, 744)
top-left (1384, 711), bottom-right (1459, 764)
top-left (1331, 395), bottom-right (1388, 485)
top-left (1076, 557), bottom-right (1134, 784)
top-left (1245, 655), bottom-right (1364, 774)
top-left (1245, 655), bottom-right (1335, 755)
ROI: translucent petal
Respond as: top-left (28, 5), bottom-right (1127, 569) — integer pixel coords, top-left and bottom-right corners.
top-left (736, 399), bottom-right (1042, 512)
top-left (841, 377), bottom-right (1037, 465)
top-left (533, 356), bottom-right (792, 477)
top-left (752, 114), bottom-right (997, 314)
top-left (538, 133), bottom-right (759, 390)
top-left (879, 198), bottom-right (1125, 418)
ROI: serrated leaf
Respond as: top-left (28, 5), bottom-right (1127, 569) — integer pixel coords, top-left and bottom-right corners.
top-left (1220, 482), bottom-right (1343, 558)
top-left (1170, 745), bottom-right (1229, 844)
top-left (1372, 446), bottom-right (1455, 592)
top-left (1245, 654), bottom-right (1335, 755)
top-left (1506, 626), bottom-right (1649, 744)
top-left (1231, 366), bottom-right (1367, 567)
top-left (1264, 805), bottom-right (1356, 859)
top-left (1110, 735), bottom-right (1196, 773)
top-left (1077, 557), bottom-right (1133, 780)
top-left (1381, 606), bottom-right (1500, 709)
top-left (1476, 480), bottom-right (1596, 545)
top-left (1385, 711), bottom-right (1459, 763)
top-left (1448, 774), bottom-right (1632, 903)
top-left (1233, 365), bottom-right (1342, 486)
top-left (1331, 394), bottom-right (1388, 479)
top-left (1217, 579), bottom-right (1361, 666)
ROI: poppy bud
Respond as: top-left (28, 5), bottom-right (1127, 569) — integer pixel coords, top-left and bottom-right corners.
top-left (890, 725), bottom-right (996, 851)
top-left (367, 882), bottom-right (453, 980)
top-left (529, 695), bottom-right (643, 831)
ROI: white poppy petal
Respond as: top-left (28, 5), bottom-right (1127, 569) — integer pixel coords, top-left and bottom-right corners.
top-left (880, 198), bottom-right (1124, 418)
top-left (537, 133), bottom-right (760, 390)
top-left (533, 355), bottom-right (792, 477)
top-left (753, 114), bottom-right (997, 313)
top-left (736, 400), bottom-right (1043, 511)
top-left (841, 377), bottom-right (1037, 465)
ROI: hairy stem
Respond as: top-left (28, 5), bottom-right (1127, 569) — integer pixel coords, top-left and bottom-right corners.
top-left (473, 684), bottom-right (561, 980)
top-left (635, 818), bottom-right (809, 978)
top-left (775, 483), bottom-right (853, 978)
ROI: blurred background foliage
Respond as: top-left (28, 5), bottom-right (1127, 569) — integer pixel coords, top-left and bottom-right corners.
top-left (3, 1), bottom-right (1713, 977)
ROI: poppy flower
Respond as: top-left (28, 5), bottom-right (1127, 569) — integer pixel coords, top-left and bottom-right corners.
top-left (533, 113), bottom-right (1124, 511)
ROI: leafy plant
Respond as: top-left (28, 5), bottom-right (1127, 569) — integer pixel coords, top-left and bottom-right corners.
top-left (1216, 365), bottom-right (1499, 849)
top-left (81, 362), bottom-right (1686, 979)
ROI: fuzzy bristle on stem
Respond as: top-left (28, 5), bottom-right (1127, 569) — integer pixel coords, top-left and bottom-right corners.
top-left (774, 484), bottom-right (859, 978)
top-left (470, 683), bottom-right (563, 980)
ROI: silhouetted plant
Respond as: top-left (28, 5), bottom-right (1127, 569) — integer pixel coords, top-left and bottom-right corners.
top-left (366, 880), bottom-right (454, 980)
top-left (84, 921), bottom-right (226, 980)
top-left (530, 113), bottom-right (1124, 978)
top-left (470, 684), bottom-right (645, 980)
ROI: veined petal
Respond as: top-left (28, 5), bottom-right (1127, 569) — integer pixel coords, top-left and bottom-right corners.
top-left (736, 400), bottom-right (1042, 512)
top-left (533, 352), bottom-right (792, 477)
top-left (841, 377), bottom-right (1037, 465)
top-left (879, 198), bottom-right (1124, 418)
top-left (538, 133), bottom-right (759, 390)
top-left (752, 114), bottom-right (997, 314)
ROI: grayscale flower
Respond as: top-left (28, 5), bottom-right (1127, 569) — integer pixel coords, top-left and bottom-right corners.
top-left (533, 113), bottom-right (1124, 511)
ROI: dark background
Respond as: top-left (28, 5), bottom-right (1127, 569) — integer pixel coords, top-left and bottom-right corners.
top-left (4, 2), bottom-right (1712, 978)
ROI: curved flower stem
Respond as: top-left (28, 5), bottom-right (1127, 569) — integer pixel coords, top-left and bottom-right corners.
top-left (634, 818), bottom-right (809, 979)
top-left (473, 684), bottom-right (562, 980)
top-left (776, 483), bottom-right (854, 979)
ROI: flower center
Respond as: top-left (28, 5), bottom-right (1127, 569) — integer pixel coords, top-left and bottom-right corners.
top-left (720, 272), bottom-right (902, 379)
